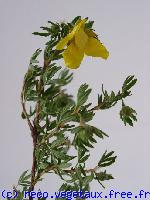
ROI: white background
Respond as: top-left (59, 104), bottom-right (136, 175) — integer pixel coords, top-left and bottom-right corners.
top-left (0, 0), bottom-right (150, 198)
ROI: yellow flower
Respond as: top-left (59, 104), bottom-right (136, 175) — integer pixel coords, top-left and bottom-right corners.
top-left (56, 19), bottom-right (109, 69)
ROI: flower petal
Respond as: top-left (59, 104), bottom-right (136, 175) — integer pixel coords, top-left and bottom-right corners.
top-left (85, 37), bottom-right (109, 59)
top-left (63, 41), bottom-right (84, 69)
top-left (75, 26), bottom-right (88, 50)
top-left (72, 18), bottom-right (87, 36)
top-left (56, 34), bottom-right (72, 50)
top-left (56, 18), bottom-right (87, 50)
top-left (85, 29), bottom-right (97, 38)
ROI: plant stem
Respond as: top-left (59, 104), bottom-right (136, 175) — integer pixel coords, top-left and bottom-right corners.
top-left (33, 165), bottom-right (56, 186)
top-left (29, 125), bottom-right (38, 195)
top-left (28, 59), bottom-right (49, 200)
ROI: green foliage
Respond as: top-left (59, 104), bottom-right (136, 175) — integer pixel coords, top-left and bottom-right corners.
top-left (18, 170), bottom-right (31, 187)
top-left (97, 75), bottom-right (137, 110)
top-left (30, 48), bottom-right (42, 65)
top-left (71, 16), bottom-right (81, 25)
top-left (95, 170), bottom-right (114, 181)
top-left (42, 64), bottom-right (61, 85)
top-left (77, 84), bottom-right (92, 107)
top-left (72, 125), bottom-right (108, 151)
top-left (95, 75), bottom-right (137, 127)
top-left (98, 150), bottom-right (117, 167)
top-left (120, 103), bottom-right (137, 126)
top-left (13, 16), bottom-right (138, 200)
top-left (122, 75), bottom-right (137, 94)
top-left (94, 170), bottom-right (114, 188)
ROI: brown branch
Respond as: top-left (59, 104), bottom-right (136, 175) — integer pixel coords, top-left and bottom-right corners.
top-left (28, 125), bottom-right (38, 194)
top-left (21, 84), bottom-right (37, 199)
top-left (89, 103), bottom-right (105, 112)
top-left (28, 59), bottom-right (50, 200)
top-left (21, 90), bottom-right (34, 132)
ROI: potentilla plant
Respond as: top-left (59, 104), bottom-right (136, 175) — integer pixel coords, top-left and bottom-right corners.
top-left (10, 16), bottom-right (137, 200)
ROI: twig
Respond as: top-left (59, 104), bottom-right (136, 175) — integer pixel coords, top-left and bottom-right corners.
top-left (33, 165), bottom-right (56, 186)
top-left (28, 59), bottom-right (50, 200)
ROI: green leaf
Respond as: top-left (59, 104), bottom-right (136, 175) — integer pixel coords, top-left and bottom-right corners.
top-left (98, 150), bottom-right (117, 168)
top-left (51, 137), bottom-right (67, 149)
top-left (122, 75), bottom-right (137, 92)
top-left (43, 85), bottom-right (60, 99)
top-left (57, 69), bottom-right (73, 86)
top-left (96, 76), bottom-right (137, 111)
top-left (18, 170), bottom-right (31, 187)
top-left (57, 104), bottom-right (76, 124)
top-left (52, 150), bottom-right (76, 161)
top-left (92, 126), bottom-right (109, 138)
top-left (79, 104), bottom-right (95, 122)
top-left (72, 125), bottom-right (108, 150)
top-left (95, 170), bottom-right (114, 181)
top-left (58, 162), bottom-right (72, 169)
top-left (83, 173), bottom-right (94, 185)
top-left (85, 20), bottom-right (94, 29)
top-left (33, 32), bottom-right (50, 37)
top-left (43, 65), bottom-right (61, 85)
top-left (30, 48), bottom-right (42, 64)
top-left (79, 154), bottom-right (90, 163)
top-left (77, 84), bottom-right (91, 107)
top-left (120, 104), bottom-right (137, 126)
top-left (55, 183), bottom-right (77, 200)
top-left (39, 162), bottom-right (49, 170)
top-left (71, 16), bottom-right (81, 25)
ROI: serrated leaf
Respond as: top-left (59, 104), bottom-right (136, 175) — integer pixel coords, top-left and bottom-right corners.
top-left (18, 170), bottom-right (31, 187)
top-left (51, 138), bottom-right (66, 149)
top-left (95, 170), bottom-right (114, 181)
top-left (58, 162), bottom-right (72, 169)
top-left (43, 65), bottom-right (61, 85)
top-left (30, 48), bottom-right (42, 64)
top-left (83, 173), bottom-right (94, 185)
top-left (92, 126), bottom-right (109, 138)
top-left (52, 150), bottom-right (76, 161)
top-left (77, 84), bottom-right (91, 107)
top-left (79, 154), bottom-right (90, 163)
top-left (98, 150), bottom-right (117, 168)
top-left (122, 75), bottom-right (137, 92)
top-left (71, 16), bottom-right (81, 25)
top-left (120, 105), bottom-right (137, 126)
